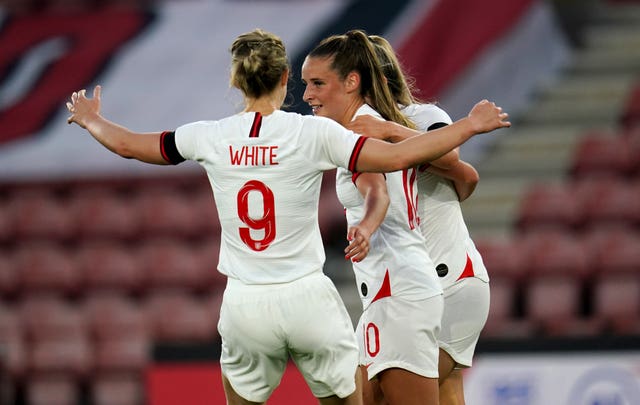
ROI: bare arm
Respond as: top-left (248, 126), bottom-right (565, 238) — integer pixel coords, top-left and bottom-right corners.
top-left (344, 173), bottom-right (390, 262)
top-left (354, 100), bottom-right (510, 173)
top-left (426, 160), bottom-right (479, 201)
top-left (66, 86), bottom-right (169, 165)
top-left (347, 114), bottom-right (461, 170)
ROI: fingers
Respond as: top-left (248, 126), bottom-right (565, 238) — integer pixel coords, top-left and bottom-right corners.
top-left (94, 85), bottom-right (102, 100)
top-left (344, 231), bottom-right (370, 262)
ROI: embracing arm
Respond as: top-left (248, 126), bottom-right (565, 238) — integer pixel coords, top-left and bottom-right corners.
top-left (354, 100), bottom-right (509, 172)
top-left (426, 160), bottom-right (479, 202)
top-left (66, 86), bottom-right (169, 165)
top-left (344, 173), bottom-right (390, 262)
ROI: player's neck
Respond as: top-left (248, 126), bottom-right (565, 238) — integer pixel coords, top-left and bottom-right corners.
top-left (244, 94), bottom-right (282, 116)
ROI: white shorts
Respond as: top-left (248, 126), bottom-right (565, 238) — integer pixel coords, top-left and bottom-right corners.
top-left (356, 294), bottom-right (443, 380)
top-left (218, 272), bottom-right (359, 402)
top-left (438, 277), bottom-right (490, 368)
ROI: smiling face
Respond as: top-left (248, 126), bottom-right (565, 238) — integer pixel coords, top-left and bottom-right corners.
top-left (301, 55), bottom-right (362, 126)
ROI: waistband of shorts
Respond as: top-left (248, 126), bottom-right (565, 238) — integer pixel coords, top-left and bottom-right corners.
top-left (225, 269), bottom-right (326, 291)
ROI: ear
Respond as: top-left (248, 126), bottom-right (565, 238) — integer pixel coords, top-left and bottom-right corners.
top-left (344, 71), bottom-right (360, 93)
top-left (281, 69), bottom-right (289, 86)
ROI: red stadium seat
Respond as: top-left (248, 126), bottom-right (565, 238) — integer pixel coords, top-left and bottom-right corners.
top-left (586, 228), bottom-right (640, 277)
top-left (134, 186), bottom-right (203, 238)
top-left (481, 277), bottom-right (534, 338)
top-left (192, 235), bottom-right (226, 288)
top-left (21, 297), bottom-right (92, 376)
top-left (0, 251), bottom-right (19, 298)
top-left (75, 240), bottom-right (145, 295)
top-left (0, 304), bottom-right (27, 379)
top-left (83, 293), bottom-right (151, 374)
top-left (621, 82), bottom-right (640, 130)
top-left (9, 189), bottom-right (75, 242)
top-left (91, 372), bottom-right (144, 405)
top-left (25, 374), bottom-right (80, 405)
top-left (83, 293), bottom-right (150, 341)
top-left (137, 238), bottom-right (214, 292)
top-left (519, 229), bottom-right (592, 280)
top-left (144, 291), bottom-right (218, 343)
top-left (516, 182), bottom-right (583, 231)
top-left (14, 242), bottom-right (81, 297)
top-left (570, 132), bottom-right (634, 178)
top-left (474, 236), bottom-right (529, 282)
top-left (593, 273), bottom-right (640, 335)
top-left (575, 177), bottom-right (640, 228)
top-left (525, 275), bottom-right (601, 336)
top-left (71, 188), bottom-right (141, 241)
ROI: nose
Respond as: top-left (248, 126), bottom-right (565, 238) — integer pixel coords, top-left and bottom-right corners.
top-left (302, 85), bottom-right (313, 103)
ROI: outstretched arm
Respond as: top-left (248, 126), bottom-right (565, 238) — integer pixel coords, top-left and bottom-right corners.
top-left (66, 86), bottom-right (169, 165)
top-left (354, 100), bottom-right (510, 173)
top-left (347, 115), bottom-right (459, 169)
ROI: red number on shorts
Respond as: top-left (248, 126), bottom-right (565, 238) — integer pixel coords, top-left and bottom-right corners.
top-left (237, 180), bottom-right (276, 251)
top-left (364, 322), bottom-right (380, 357)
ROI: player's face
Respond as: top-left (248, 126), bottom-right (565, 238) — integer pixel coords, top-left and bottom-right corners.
top-left (301, 56), bottom-right (352, 124)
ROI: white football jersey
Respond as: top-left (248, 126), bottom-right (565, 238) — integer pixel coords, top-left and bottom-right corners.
top-left (402, 103), bottom-right (489, 288)
top-left (337, 104), bottom-right (442, 310)
top-left (173, 110), bottom-right (366, 284)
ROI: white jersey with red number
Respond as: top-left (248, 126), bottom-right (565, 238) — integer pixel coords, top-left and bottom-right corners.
top-left (173, 110), bottom-right (366, 284)
top-left (402, 103), bottom-right (489, 289)
top-left (337, 104), bottom-right (442, 310)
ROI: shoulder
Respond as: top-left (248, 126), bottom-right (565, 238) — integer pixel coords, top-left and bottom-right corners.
top-left (402, 103), bottom-right (452, 129)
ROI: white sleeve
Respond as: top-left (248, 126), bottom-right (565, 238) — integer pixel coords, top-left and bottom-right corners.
top-left (303, 116), bottom-right (367, 172)
top-left (405, 104), bottom-right (453, 131)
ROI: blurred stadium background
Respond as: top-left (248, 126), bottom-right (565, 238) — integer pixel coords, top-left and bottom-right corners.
top-left (0, 0), bottom-right (639, 404)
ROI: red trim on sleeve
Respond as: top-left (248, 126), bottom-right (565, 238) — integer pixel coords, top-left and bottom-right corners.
top-left (159, 131), bottom-right (171, 163)
top-left (348, 136), bottom-right (367, 172)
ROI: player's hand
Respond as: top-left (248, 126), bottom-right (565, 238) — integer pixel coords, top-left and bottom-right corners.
top-left (344, 225), bottom-right (372, 262)
top-left (66, 85), bottom-right (102, 128)
top-left (346, 115), bottom-right (390, 140)
top-left (467, 99), bottom-right (511, 134)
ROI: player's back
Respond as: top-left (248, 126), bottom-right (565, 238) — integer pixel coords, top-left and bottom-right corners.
top-left (175, 110), bottom-right (359, 284)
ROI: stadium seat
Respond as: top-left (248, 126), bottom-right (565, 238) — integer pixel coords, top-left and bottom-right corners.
top-left (83, 293), bottom-right (149, 341)
top-left (0, 304), bottom-right (27, 380)
top-left (75, 240), bottom-right (145, 295)
top-left (83, 293), bottom-right (151, 374)
top-left (91, 372), bottom-right (144, 405)
top-left (621, 82), bottom-right (640, 130)
top-left (134, 186), bottom-right (203, 238)
top-left (570, 132), bottom-right (634, 178)
top-left (25, 374), bottom-right (80, 405)
top-left (0, 251), bottom-right (18, 298)
top-left (592, 273), bottom-right (640, 335)
top-left (191, 235), bottom-right (226, 288)
top-left (71, 188), bottom-right (141, 241)
top-left (520, 229), bottom-right (592, 280)
top-left (516, 182), bottom-right (583, 231)
top-left (586, 227), bottom-right (640, 276)
top-left (9, 189), bottom-right (75, 242)
top-left (14, 242), bottom-right (81, 297)
top-left (144, 291), bottom-right (218, 343)
top-left (481, 277), bottom-right (533, 338)
top-left (575, 177), bottom-right (640, 228)
top-left (319, 170), bottom-right (348, 248)
top-left (525, 275), bottom-right (601, 336)
top-left (474, 236), bottom-right (529, 282)
top-left (137, 238), bottom-right (214, 292)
